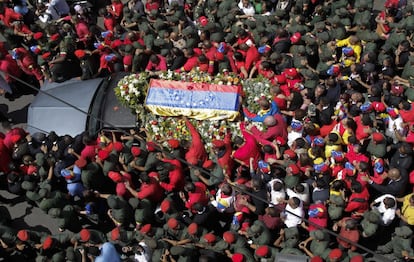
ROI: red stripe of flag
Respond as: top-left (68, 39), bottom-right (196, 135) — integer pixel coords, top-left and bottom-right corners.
top-left (149, 79), bottom-right (242, 94)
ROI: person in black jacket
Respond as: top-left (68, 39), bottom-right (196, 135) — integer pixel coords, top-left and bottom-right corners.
top-left (364, 168), bottom-right (408, 198)
top-left (389, 142), bottom-right (413, 172)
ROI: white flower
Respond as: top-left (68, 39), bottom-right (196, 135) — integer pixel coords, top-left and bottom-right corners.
top-left (125, 95), bottom-right (130, 101)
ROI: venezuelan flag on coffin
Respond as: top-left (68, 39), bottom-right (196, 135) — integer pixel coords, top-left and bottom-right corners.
top-left (145, 79), bottom-right (242, 120)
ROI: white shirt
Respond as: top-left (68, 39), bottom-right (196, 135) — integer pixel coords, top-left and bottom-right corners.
top-left (268, 178), bottom-right (286, 205)
top-left (134, 242), bottom-right (152, 262)
top-left (286, 183), bottom-right (310, 205)
top-left (211, 188), bottom-right (235, 213)
top-left (288, 130), bottom-right (302, 147)
top-left (238, 1), bottom-right (255, 16)
top-left (385, 116), bottom-right (404, 144)
top-left (284, 201), bottom-right (304, 228)
top-left (373, 194), bottom-right (396, 226)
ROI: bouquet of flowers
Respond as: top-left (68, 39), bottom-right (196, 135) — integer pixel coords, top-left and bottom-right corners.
top-left (241, 75), bottom-right (272, 114)
top-left (114, 73), bottom-right (150, 120)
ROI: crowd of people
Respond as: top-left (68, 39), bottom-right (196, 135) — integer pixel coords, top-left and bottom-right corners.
top-left (0, 0), bottom-right (414, 261)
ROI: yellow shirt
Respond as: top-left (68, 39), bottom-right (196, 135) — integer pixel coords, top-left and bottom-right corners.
top-left (336, 37), bottom-right (362, 67)
top-left (402, 193), bottom-right (414, 225)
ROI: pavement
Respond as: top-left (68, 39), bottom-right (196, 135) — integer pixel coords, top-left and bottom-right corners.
top-left (0, 93), bottom-right (63, 236)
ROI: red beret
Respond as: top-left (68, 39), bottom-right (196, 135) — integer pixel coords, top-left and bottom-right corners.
top-left (42, 236), bottom-right (53, 250)
top-left (74, 49), bottom-right (86, 59)
top-left (372, 132), bottom-right (384, 142)
top-left (17, 230), bottom-right (29, 241)
top-left (113, 142), bottom-right (124, 152)
top-left (33, 32), bottom-right (43, 40)
top-left (161, 199), bottom-right (171, 213)
top-left (75, 158), bottom-right (87, 168)
top-left (284, 149), bottom-right (296, 159)
top-left (108, 171), bottom-right (123, 183)
top-left (391, 84), bottom-right (404, 95)
top-left (41, 52), bottom-right (51, 60)
top-left (202, 160), bottom-right (214, 169)
top-left (110, 227), bottom-right (120, 240)
top-left (198, 16), bottom-right (208, 26)
top-left (27, 165), bottom-right (38, 175)
top-left (212, 139), bottom-right (225, 148)
top-left (80, 228), bottom-right (91, 242)
top-left (232, 253), bottom-right (245, 262)
top-left (167, 218), bottom-right (179, 229)
top-left (275, 136), bottom-right (286, 145)
top-left (350, 255), bottom-right (364, 262)
top-left (310, 256), bottom-right (323, 262)
top-left (223, 231), bottom-right (235, 243)
top-left (116, 182), bottom-right (127, 196)
top-left (140, 224), bottom-right (152, 234)
top-left (131, 146), bottom-right (141, 157)
top-left (274, 74), bottom-right (286, 84)
top-left (97, 150), bottom-right (110, 160)
top-left (123, 55), bottom-right (133, 66)
top-left (50, 33), bottom-right (60, 42)
top-left (203, 233), bottom-right (216, 243)
top-left (168, 139), bottom-right (180, 149)
top-left (187, 223), bottom-right (198, 235)
top-left (255, 245), bottom-right (269, 257)
top-left (290, 32), bottom-right (301, 44)
top-left (288, 164), bottom-right (300, 175)
top-left (329, 248), bottom-right (343, 259)
top-left (284, 68), bottom-right (298, 78)
top-left (146, 141), bottom-right (158, 152)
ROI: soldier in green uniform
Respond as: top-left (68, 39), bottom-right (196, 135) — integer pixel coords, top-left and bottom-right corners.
top-left (298, 229), bottom-right (330, 257)
top-left (377, 226), bottom-right (414, 261)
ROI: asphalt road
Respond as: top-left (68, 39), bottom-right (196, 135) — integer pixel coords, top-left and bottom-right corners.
top-left (0, 93), bottom-right (64, 236)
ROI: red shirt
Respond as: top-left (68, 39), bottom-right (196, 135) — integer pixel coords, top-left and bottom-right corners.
top-left (308, 203), bottom-right (328, 232)
top-left (75, 21), bottom-right (90, 42)
top-left (108, 2), bottom-right (123, 19)
top-left (159, 158), bottom-right (185, 192)
top-left (184, 119), bottom-right (207, 165)
top-left (344, 189), bottom-right (369, 215)
top-left (81, 144), bottom-right (98, 162)
top-left (186, 182), bottom-right (209, 211)
top-left (0, 7), bottom-right (22, 27)
top-left (145, 1), bottom-right (159, 13)
top-left (137, 177), bottom-right (164, 203)
top-left (14, 48), bottom-right (43, 81)
top-left (233, 122), bottom-right (261, 169)
top-left (406, 131), bottom-right (414, 145)
top-left (217, 133), bottom-right (234, 177)
top-left (338, 224), bottom-right (359, 251)
top-left (3, 127), bottom-right (26, 150)
top-left (179, 56), bottom-right (198, 72)
top-left (145, 55), bottom-right (167, 71)
top-left (354, 116), bottom-right (370, 141)
top-left (0, 55), bottom-right (23, 82)
top-left (103, 16), bottom-right (116, 31)
top-left (244, 45), bottom-right (259, 72)
top-left (0, 137), bottom-right (11, 173)
top-left (400, 107), bottom-right (414, 123)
